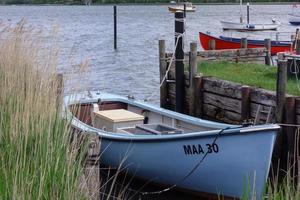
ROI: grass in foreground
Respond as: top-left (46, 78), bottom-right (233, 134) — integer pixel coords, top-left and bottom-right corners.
top-left (0, 22), bottom-right (87, 199)
top-left (198, 61), bottom-right (300, 96)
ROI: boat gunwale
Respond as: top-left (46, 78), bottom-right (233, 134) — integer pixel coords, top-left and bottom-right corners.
top-left (64, 92), bottom-right (280, 142)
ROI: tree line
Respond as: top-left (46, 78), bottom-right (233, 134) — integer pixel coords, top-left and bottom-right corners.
top-left (0, 0), bottom-right (297, 5)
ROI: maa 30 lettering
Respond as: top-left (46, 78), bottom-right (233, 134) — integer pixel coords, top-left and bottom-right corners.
top-left (183, 143), bottom-right (219, 155)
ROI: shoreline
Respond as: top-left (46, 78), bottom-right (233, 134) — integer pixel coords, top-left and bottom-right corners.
top-left (0, 2), bottom-right (296, 6)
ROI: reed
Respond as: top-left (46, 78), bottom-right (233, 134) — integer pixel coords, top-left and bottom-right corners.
top-left (0, 21), bottom-right (87, 199)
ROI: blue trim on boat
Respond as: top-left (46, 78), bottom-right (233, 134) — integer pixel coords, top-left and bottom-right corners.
top-left (290, 21), bottom-right (300, 25)
top-left (219, 35), bottom-right (291, 47)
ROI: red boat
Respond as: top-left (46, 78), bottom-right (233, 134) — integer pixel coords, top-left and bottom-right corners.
top-left (199, 32), bottom-right (292, 56)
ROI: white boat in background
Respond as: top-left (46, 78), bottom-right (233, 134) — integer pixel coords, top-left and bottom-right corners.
top-left (289, 14), bottom-right (300, 25)
top-left (221, 1), bottom-right (280, 31)
top-left (289, 4), bottom-right (300, 25)
top-left (168, 2), bottom-right (196, 13)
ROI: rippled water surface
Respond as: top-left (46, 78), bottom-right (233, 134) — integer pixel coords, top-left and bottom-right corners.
top-left (0, 4), bottom-right (296, 103)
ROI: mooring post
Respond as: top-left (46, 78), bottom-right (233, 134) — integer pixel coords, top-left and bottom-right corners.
top-left (194, 75), bottom-right (203, 117)
top-left (56, 73), bottom-right (63, 110)
top-left (175, 11), bottom-right (185, 113)
top-left (276, 59), bottom-right (287, 123)
top-left (159, 40), bottom-right (167, 108)
top-left (296, 36), bottom-right (300, 55)
top-left (188, 42), bottom-right (197, 116)
top-left (241, 86), bottom-right (251, 122)
top-left (208, 39), bottom-right (216, 50)
top-left (284, 97), bottom-right (296, 155)
top-left (114, 5), bottom-right (117, 50)
top-left (264, 38), bottom-right (271, 66)
top-left (241, 38), bottom-right (247, 49)
top-left (247, 2), bottom-right (250, 24)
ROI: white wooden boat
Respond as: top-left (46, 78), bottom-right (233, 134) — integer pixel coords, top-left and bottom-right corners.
top-left (221, 1), bottom-right (281, 31)
top-left (168, 2), bottom-right (196, 13)
top-left (221, 20), bottom-right (281, 31)
top-left (64, 91), bottom-right (279, 199)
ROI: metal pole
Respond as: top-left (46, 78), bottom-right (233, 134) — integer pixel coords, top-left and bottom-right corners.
top-left (175, 12), bottom-right (185, 113)
top-left (114, 6), bottom-right (117, 50)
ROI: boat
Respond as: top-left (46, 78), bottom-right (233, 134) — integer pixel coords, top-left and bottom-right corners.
top-left (221, 1), bottom-right (280, 31)
top-left (289, 14), bottom-right (300, 25)
top-left (199, 32), bottom-right (291, 56)
top-left (289, 4), bottom-right (300, 25)
top-left (168, 2), bottom-right (196, 13)
top-left (64, 91), bottom-right (279, 199)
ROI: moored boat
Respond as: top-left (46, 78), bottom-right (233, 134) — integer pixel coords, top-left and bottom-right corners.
top-left (64, 91), bottom-right (279, 199)
top-left (168, 2), bottom-right (196, 13)
top-left (289, 14), bottom-right (300, 25)
top-left (199, 32), bottom-right (291, 56)
top-left (221, 20), bottom-right (281, 31)
top-left (221, 1), bottom-right (280, 31)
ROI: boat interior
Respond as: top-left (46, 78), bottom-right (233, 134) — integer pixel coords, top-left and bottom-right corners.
top-left (69, 100), bottom-right (216, 135)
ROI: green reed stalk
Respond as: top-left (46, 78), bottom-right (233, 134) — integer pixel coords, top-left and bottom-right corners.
top-left (0, 21), bottom-right (87, 200)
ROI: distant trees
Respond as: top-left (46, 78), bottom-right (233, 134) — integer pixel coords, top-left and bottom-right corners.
top-left (0, 0), bottom-right (297, 5)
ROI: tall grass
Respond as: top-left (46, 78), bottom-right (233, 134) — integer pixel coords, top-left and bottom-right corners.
top-left (0, 22), bottom-right (87, 199)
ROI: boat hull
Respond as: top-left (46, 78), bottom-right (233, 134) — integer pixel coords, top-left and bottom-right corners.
top-left (100, 128), bottom-right (276, 199)
top-left (221, 21), bottom-right (280, 31)
top-left (65, 92), bottom-right (279, 199)
top-left (168, 5), bottom-right (196, 13)
top-left (199, 32), bottom-right (291, 56)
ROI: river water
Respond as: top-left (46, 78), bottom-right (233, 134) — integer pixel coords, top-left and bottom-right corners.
top-left (0, 4), bottom-right (297, 103)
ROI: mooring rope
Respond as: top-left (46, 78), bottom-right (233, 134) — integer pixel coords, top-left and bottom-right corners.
top-left (144, 31), bottom-right (185, 102)
top-left (101, 126), bottom-right (242, 197)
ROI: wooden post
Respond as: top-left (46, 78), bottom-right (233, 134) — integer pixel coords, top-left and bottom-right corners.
top-left (114, 6), bottom-right (117, 50)
top-left (159, 40), bottom-right (167, 109)
top-left (208, 39), bottom-right (215, 50)
top-left (188, 42), bottom-right (197, 116)
top-left (194, 76), bottom-right (203, 117)
top-left (175, 12), bottom-right (185, 113)
top-left (241, 38), bottom-right (247, 49)
top-left (284, 97), bottom-right (296, 154)
top-left (296, 37), bottom-right (300, 55)
top-left (264, 38), bottom-right (271, 66)
top-left (56, 73), bottom-right (63, 110)
top-left (276, 60), bottom-right (287, 123)
top-left (241, 86), bottom-right (251, 122)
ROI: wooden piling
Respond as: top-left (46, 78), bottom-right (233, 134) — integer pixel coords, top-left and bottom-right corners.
top-left (241, 38), bottom-right (247, 49)
top-left (159, 40), bottom-right (167, 109)
top-left (208, 39), bottom-right (216, 50)
top-left (175, 12), bottom-right (185, 113)
top-left (114, 6), bottom-right (117, 50)
top-left (188, 42), bottom-right (197, 116)
top-left (194, 76), bottom-right (203, 117)
top-left (284, 97), bottom-right (296, 154)
top-left (296, 33), bottom-right (300, 55)
top-left (264, 38), bottom-right (271, 66)
top-left (276, 60), bottom-right (287, 123)
top-left (241, 86), bottom-right (251, 121)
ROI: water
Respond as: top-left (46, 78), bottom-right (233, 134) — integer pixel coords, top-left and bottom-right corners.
top-left (0, 4), bottom-right (297, 103)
